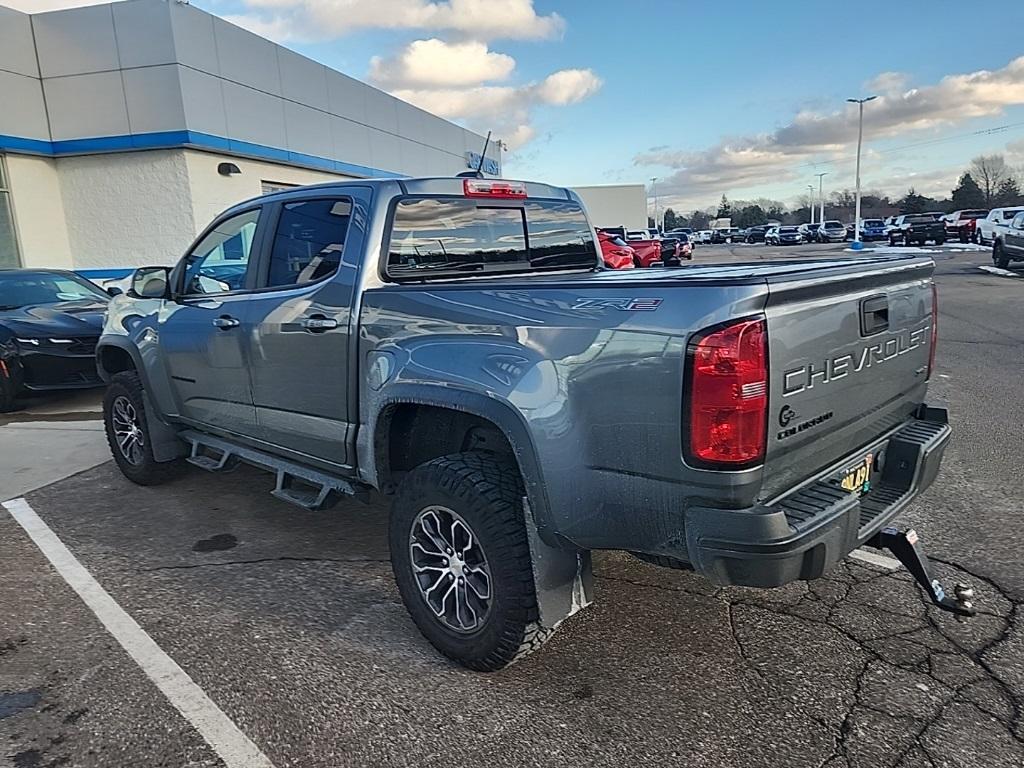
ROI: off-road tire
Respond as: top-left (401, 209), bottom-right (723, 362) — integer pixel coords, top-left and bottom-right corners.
top-left (390, 452), bottom-right (554, 671)
top-left (994, 243), bottom-right (1010, 269)
top-left (103, 371), bottom-right (186, 485)
top-left (936, 238), bottom-right (946, 246)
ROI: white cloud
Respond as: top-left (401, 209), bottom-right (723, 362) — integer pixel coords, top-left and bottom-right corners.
top-left (390, 67), bottom-right (601, 150)
top-left (535, 69), bottom-right (603, 106)
top-left (865, 71), bottom-right (910, 95)
top-left (637, 56), bottom-right (1024, 208)
top-left (369, 39), bottom-right (514, 88)
top-left (224, 0), bottom-right (564, 43)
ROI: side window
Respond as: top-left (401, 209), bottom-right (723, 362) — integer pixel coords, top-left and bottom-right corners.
top-left (1013, 213), bottom-right (1024, 229)
top-left (182, 209), bottom-right (260, 295)
top-left (264, 198), bottom-right (352, 288)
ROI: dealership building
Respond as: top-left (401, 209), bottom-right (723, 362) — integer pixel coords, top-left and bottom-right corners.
top-left (0, 0), bottom-right (502, 273)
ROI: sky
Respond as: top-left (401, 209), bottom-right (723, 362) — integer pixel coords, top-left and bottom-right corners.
top-left (7, 0), bottom-right (1024, 214)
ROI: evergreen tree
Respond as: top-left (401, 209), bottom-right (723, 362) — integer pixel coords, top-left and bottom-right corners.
top-left (898, 188), bottom-right (927, 213)
top-left (663, 208), bottom-right (678, 229)
top-left (716, 195), bottom-right (732, 218)
top-left (994, 177), bottom-right (1023, 207)
top-left (950, 173), bottom-right (985, 209)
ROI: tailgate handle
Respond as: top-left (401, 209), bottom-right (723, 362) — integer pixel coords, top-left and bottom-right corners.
top-left (860, 295), bottom-right (889, 336)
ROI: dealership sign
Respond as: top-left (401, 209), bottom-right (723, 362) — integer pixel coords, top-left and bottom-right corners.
top-left (466, 152), bottom-right (500, 175)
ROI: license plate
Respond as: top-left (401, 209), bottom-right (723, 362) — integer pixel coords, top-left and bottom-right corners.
top-left (839, 452), bottom-right (874, 493)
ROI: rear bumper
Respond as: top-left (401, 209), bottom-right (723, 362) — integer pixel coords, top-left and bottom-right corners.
top-left (682, 406), bottom-right (950, 587)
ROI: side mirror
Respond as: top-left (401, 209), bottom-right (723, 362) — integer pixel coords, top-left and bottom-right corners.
top-left (129, 266), bottom-right (172, 299)
top-left (105, 285), bottom-right (123, 297)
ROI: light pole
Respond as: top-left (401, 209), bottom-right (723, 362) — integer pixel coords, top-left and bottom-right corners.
top-left (650, 177), bottom-right (659, 231)
top-left (807, 185), bottom-right (815, 224)
top-left (846, 95), bottom-right (877, 249)
top-left (815, 172), bottom-right (828, 228)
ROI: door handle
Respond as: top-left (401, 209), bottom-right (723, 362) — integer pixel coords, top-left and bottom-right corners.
top-left (302, 315), bottom-right (339, 332)
top-left (212, 315), bottom-right (240, 329)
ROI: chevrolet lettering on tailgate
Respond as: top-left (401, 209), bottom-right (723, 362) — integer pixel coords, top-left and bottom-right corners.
top-left (782, 324), bottom-right (931, 397)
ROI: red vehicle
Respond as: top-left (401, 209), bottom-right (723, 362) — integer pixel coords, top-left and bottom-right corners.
top-left (943, 209), bottom-right (988, 243)
top-left (629, 238), bottom-right (665, 268)
top-left (597, 230), bottom-right (637, 269)
top-left (599, 229), bottom-right (688, 268)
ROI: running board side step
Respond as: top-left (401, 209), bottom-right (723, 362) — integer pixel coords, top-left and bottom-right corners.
top-left (866, 527), bottom-right (976, 617)
top-left (180, 430), bottom-right (367, 511)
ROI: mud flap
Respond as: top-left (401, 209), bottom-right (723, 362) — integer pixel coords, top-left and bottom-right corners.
top-left (523, 497), bottom-right (594, 630)
top-left (143, 390), bottom-right (188, 463)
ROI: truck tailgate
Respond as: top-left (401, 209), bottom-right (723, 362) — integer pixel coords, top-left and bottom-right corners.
top-left (760, 257), bottom-right (935, 500)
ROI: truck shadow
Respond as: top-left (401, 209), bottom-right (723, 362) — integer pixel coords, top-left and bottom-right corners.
top-left (21, 462), bottom-right (1024, 768)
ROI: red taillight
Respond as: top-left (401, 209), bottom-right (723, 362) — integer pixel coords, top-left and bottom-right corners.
top-left (927, 283), bottom-right (938, 379)
top-left (685, 318), bottom-right (768, 468)
top-left (463, 179), bottom-right (527, 198)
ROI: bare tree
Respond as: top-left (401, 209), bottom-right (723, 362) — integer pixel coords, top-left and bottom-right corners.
top-left (969, 154), bottom-right (1008, 206)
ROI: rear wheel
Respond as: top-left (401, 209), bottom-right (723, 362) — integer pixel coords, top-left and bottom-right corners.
top-left (103, 371), bottom-right (186, 485)
top-left (994, 242), bottom-right (1011, 269)
top-left (389, 452), bottom-right (554, 671)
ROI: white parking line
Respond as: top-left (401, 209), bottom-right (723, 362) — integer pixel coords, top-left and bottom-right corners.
top-left (2, 497), bottom-right (276, 768)
top-left (848, 548), bottom-right (901, 570)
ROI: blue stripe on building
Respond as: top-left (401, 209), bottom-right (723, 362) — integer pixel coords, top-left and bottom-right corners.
top-left (1, 130), bottom-right (402, 180)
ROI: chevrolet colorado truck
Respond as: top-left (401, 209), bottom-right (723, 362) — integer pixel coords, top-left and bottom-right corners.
top-left (96, 176), bottom-right (973, 671)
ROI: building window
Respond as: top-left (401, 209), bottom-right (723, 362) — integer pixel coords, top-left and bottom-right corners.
top-left (0, 156), bottom-right (21, 269)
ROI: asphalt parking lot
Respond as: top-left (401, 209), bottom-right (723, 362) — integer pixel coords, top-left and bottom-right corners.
top-left (2, 243), bottom-right (1022, 768)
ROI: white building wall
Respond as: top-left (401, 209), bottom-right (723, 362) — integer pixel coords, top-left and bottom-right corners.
top-left (183, 149), bottom-right (356, 233)
top-left (56, 150), bottom-right (196, 269)
top-left (572, 184), bottom-right (648, 230)
top-left (573, 184), bottom-right (643, 230)
top-left (5, 155), bottom-right (73, 269)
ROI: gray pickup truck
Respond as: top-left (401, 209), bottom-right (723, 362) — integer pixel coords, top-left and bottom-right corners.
top-left (96, 176), bottom-right (973, 671)
top-left (992, 209), bottom-right (1024, 268)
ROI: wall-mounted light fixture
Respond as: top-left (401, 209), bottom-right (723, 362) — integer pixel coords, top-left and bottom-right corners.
top-left (217, 162), bottom-right (241, 176)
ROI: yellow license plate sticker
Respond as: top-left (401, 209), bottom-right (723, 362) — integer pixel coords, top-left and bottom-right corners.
top-left (840, 453), bottom-right (874, 493)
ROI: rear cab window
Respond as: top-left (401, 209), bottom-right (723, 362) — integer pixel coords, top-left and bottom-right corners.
top-left (386, 197), bottom-right (597, 281)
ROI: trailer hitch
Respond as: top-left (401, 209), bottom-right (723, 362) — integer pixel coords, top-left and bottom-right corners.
top-left (866, 527), bottom-right (976, 617)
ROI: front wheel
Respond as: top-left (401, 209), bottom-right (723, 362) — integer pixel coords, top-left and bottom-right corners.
top-left (390, 452), bottom-right (554, 671)
top-left (103, 371), bottom-right (186, 485)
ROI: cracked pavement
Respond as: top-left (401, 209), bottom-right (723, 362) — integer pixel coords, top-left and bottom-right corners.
top-left (1, 248), bottom-right (1022, 767)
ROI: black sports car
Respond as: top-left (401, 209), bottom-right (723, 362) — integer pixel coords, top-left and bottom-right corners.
top-left (0, 269), bottom-right (110, 411)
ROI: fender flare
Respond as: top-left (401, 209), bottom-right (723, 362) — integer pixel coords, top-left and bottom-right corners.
top-left (361, 382), bottom-right (562, 548)
top-left (96, 338), bottom-right (187, 462)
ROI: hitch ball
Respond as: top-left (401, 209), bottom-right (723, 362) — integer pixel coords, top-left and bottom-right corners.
top-left (954, 583), bottom-right (974, 609)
